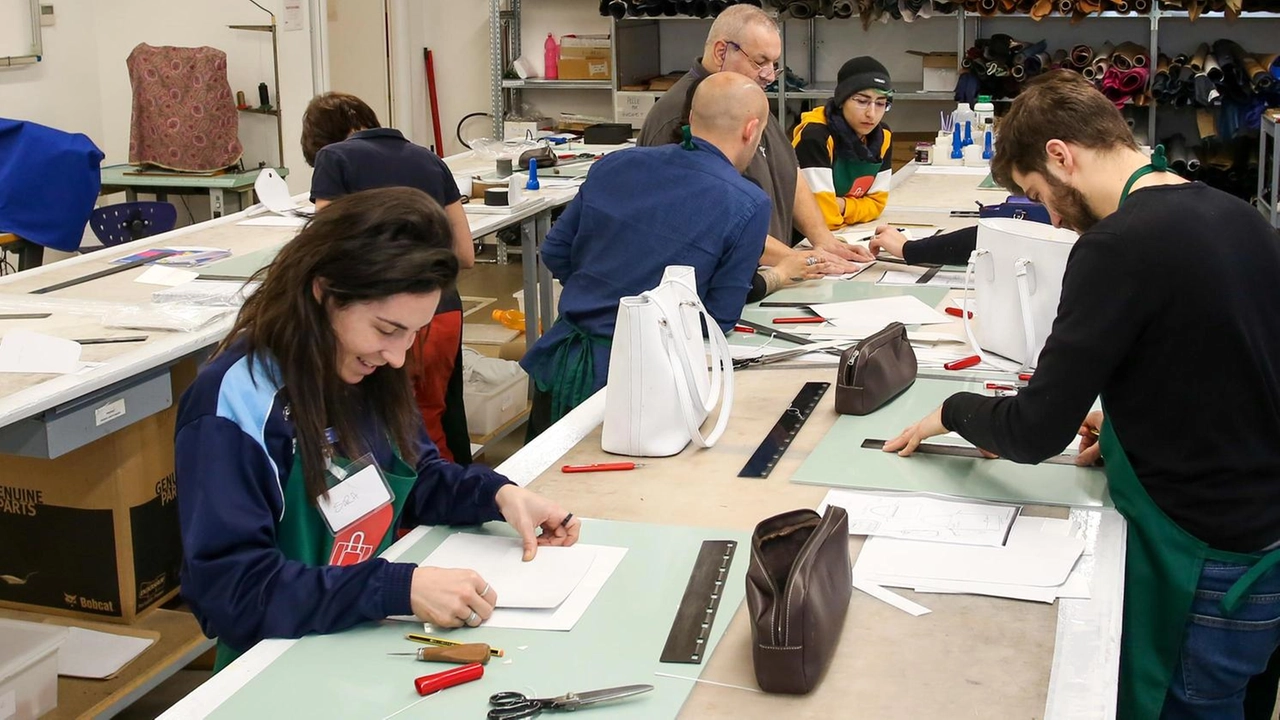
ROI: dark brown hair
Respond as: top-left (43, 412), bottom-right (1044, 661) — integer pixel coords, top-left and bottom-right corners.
top-left (216, 187), bottom-right (458, 503)
top-left (990, 70), bottom-right (1139, 192)
top-left (300, 92), bottom-right (382, 166)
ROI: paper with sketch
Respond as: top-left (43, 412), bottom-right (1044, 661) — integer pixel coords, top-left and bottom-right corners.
top-left (819, 489), bottom-right (1021, 547)
top-left (57, 626), bottom-right (156, 679)
top-left (808, 296), bottom-right (951, 337)
top-left (422, 544), bottom-right (628, 632)
top-left (0, 330), bottom-right (81, 374)
top-left (878, 269), bottom-right (972, 289)
top-left (854, 515), bottom-right (1086, 590)
top-left (421, 534), bottom-right (597, 609)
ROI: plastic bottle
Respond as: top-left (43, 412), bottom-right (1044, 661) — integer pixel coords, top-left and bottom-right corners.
top-left (950, 102), bottom-right (976, 140)
top-left (963, 120), bottom-right (973, 147)
top-left (525, 158), bottom-right (540, 191)
top-left (974, 95), bottom-right (996, 133)
top-left (982, 129), bottom-right (994, 160)
top-left (544, 34), bottom-right (559, 80)
top-left (492, 309), bottom-right (526, 331)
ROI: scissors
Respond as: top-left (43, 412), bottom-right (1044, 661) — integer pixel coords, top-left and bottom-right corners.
top-left (487, 684), bottom-right (654, 719)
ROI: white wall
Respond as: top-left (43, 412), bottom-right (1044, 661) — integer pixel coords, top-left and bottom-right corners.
top-left (0, 0), bottom-right (316, 206)
top-left (327, 0), bottom-right (390, 123)
top-left (407, 1), bottom-right (493, 156)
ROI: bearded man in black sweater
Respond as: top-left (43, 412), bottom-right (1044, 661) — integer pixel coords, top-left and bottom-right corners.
top-left (887, 71), bottom-right (1280, 720)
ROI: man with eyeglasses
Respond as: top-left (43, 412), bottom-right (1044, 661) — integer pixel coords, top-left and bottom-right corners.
top-left (793, 56), bottom-right (896, 229)
top-left (638, 5), bottom-right (872, 274)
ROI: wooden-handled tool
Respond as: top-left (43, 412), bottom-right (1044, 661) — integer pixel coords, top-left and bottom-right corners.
top-left (388, 643), bottom-right (492, 665)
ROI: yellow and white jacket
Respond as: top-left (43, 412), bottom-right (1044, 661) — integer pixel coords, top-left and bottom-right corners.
top-left (791, 105), bottom-right (892, 229)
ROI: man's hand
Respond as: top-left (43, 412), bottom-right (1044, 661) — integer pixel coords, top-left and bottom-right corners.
top-left (882, 406), bottom-right (948, 456)
top-left (810, 230), bottom-right (875, 263)
top-left (1075, 411), bottom-right (1104, 467)
top-left (869, 226), bottom-right (909, 260)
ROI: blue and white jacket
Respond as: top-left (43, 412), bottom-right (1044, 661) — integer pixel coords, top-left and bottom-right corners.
top-left (174, 343), bottom-right (511, 651)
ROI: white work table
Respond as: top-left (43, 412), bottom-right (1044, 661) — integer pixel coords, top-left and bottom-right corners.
top-left (158, 164), bottom-right (1123, 720)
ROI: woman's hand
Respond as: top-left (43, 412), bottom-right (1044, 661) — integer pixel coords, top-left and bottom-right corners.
top-left (772, 250), bottom-right (829, 284)
top-left (495, 485), bottom-right (581, 561)
top-left (410, 566), bottom-right (495, 627)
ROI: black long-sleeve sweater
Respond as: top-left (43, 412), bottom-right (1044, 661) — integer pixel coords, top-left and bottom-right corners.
top-left (942, 182), bottom-right (1280, 552)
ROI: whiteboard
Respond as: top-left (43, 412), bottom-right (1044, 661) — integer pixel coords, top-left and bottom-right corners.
top-left (0, 0), bottom-right (40, 64)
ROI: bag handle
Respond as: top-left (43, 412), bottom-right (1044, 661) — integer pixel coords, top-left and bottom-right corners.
top-left (961, 249), bottom-right (992, 367)
top-left (1014, 258), bottom-right (1037, 371)
top-left (645, 290), bottom-right (733, 448)
top-left (663, 279), bottom-right (722, 413)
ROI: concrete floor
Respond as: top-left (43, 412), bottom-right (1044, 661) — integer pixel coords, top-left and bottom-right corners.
top-left (113, 250), bottom-right (533, 719)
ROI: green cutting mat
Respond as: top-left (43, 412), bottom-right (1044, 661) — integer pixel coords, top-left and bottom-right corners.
top-left (198, 243), bottom-right (286, 280)
top-left (208, 519), bottom-right (751, 720)
top-left (791, 378), bottom-right (1111, 508)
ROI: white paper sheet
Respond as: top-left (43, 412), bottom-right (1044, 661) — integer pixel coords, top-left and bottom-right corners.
top-left (0, 330), bottom-right (81, 374)
top-left (426, 544), bottom-right (628, 632)
top-left (878, 269), bottom-right (971, 289)
top-left (57, 626), bottom-right (155, 679)
top-left (135, 266), bottom-right (200, 287)
top-left (819, 489), bottom-right (1021, 547)
top-left (854, 516), bottom-right (1085, 589)
top-left (253, 168), bottom-right (298, 213)
top-left (935, 431), bottom-right (1080, 459)
top-left (807, 296), bottom-right (951, 337)
top-left (421, 534), bottom-right (598, 609)
top-left (851, 577), bottom-right (932, 616)
top-left (237, 215), bottom-right (309, 228)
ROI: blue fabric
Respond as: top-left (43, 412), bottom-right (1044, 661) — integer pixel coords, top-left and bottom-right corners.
top-left (519, 138), bottom-right (770, 405)
top-left (0, 118), bottom-right (104, 251)
top-left (174, 342), bottom-right (511, 651)
top-left (1164, 560), bottom-right (1280, 719)
top-left (309, 128), bottom-right (461, 207)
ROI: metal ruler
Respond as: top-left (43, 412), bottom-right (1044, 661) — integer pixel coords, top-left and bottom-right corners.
top-left (659, 539), bottom-right (737, 664)
top-left (860, 438), bottom-right (1079, 466)
top-left (738, 381), bottom-right (830, 478)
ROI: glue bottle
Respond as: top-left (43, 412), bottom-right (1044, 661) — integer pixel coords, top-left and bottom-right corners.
top-left (974, 95), bottom-right (996, 134)
top-left (951, 102), bottom-right (976, 140)
top-left (544, 34), bottom-right (559, 80)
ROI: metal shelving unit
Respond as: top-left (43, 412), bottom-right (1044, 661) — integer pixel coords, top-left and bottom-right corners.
top-left (229, 19), bottom-right (286, 167)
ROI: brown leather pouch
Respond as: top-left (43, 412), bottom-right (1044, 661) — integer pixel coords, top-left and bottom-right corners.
top-left (746, 507), bottom-right (852, 694)
top-left (834, 322), bottom-right (917, 416)
top-left (517, 140), bottom-right (558, 169)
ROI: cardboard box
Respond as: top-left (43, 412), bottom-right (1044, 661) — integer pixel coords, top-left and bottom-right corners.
top-left (558, 34), bottom-right (612, 81)
top-left (909, 51), bottom-right (959, 92)
top-left (616, 91), bottom-right (658, 129)
top-left (0, 360), bottom-right (196, 623)
top-left (647, 73), bottom-right (685, 92)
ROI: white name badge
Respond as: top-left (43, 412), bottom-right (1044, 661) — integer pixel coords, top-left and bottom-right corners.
top-left (316, 460), bottom-right (393, 535)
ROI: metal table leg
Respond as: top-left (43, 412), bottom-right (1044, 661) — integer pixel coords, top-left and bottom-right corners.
top-left (520, 215), bottom-right (539, 351)
top-left (535, 209), bottom-right (555, 330)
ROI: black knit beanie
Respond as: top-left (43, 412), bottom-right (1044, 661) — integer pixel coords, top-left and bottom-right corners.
top-left (833, 56), bottom-right (893, 107)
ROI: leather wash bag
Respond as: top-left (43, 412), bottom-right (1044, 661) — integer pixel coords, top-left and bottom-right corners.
top-left (834, 321), bottom-right (917, 416)
top-left (746, 507), bottom-right (852, 694)
top-left (517, 140), bottom-right (558, 169)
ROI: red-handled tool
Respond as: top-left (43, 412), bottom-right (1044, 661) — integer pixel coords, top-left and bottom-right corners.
top-left (414, 662), bottom-right (484, 696)
top-left (773, 316), bottom-right (827, 324)
top-left (1018, 372), bottom-right (1033, 382)
top-left (732, 325), bottom-right (756, 334)
top-left (944, 355), bottom-right (981, 371)
top-left (561, 462), bottom-right (646, 473)
top-left (944, 306), bottom-right (973, 319)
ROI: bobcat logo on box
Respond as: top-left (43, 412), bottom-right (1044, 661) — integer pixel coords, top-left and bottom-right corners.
top-left (64, 592), bottom-right (77, 607)
top-left (64, 591), bottom-right (116, 612)
top-left (138, 573), bottom-right (169, 606)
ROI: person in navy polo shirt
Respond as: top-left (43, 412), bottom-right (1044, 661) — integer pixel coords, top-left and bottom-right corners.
top-left (302, 92), bottom-right (473, 465)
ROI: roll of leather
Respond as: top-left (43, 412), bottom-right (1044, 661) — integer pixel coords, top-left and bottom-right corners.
top-left (1082, 65), bottom-right (1097, 80)
top-left (1204, 53), bottom-right (1222, 82)
top-left (1244, 55), bottom-right (1271, 88)
top-left (1133, 0), bottom-right (1149, 10)
top-left (1118, 67), bottom-right (1149, 93)
top-left (1071, 44), bottom-right (1094, 68)
top-left (1057, 0), bottom-right (1073, 14)
top-left (1011, 62), bottom-right (1027, 79)
top-left (1112, 0), bottom-right (1130, 13)
top-left (1112, 42), bottom-right (1147, 71)
top-left (1190, 43), bottom-right (1210, 72)
top-left (1052, 48), bottom-right (1069, 67)
top-left (1166, 134), bottom-right (1189, 173)
top-left (786, 0), bottom-right (818, 16)
top-left (833, 0), bottom-right (855, 15)
top-left (1030, 0), bottom-right (1055, 19)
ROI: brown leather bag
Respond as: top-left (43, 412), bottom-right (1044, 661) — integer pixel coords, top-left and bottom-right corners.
top-left (746, 507), bottom-right (852, 694)
top-left (834, 322), bottom-right (917, 416)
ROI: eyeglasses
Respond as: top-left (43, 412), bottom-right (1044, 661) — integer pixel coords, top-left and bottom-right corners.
top-left (726, 41), bottom-right (781, 79)
top-left (848, 94), bottom-right (892, 112)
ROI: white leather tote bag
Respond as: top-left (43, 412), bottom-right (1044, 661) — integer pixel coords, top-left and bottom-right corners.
top-left (601, 265), bottom-right (734, 457)
top-left (962, 218), bottom-right (1078, 370)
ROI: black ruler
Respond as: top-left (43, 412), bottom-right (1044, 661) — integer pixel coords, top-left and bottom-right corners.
top-left (31, 251), bottom-right (176, 295)
top-left (860, 438), bottom-right (1079, 466)
top-left (738, 381), bottom-right (830, 478)
top-left (660, 540), bottom-right (737, 664)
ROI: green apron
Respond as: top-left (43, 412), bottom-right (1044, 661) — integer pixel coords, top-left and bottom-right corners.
top-left (533, 316), bottom-right (610, 424)
top-left (212, 451), bottom-right (417, 672)
top-left (1108, 150), bottom-right (1280, 718)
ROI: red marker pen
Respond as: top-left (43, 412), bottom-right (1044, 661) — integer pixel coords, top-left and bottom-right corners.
top-left (733, 325), bottom-right (756, 334)
top-left (773, 316), bottom-right (827, 324)
top-left (561, 462), bottom-right (646, 473)
top-left (945, 306), bottom-right (973, 319)
top-left (1018, 372), bottom-right (1033, 382)
top-left (414, 662), bottom-right (484, 696)
top-left (944, 355), bottom-right (981, 371)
